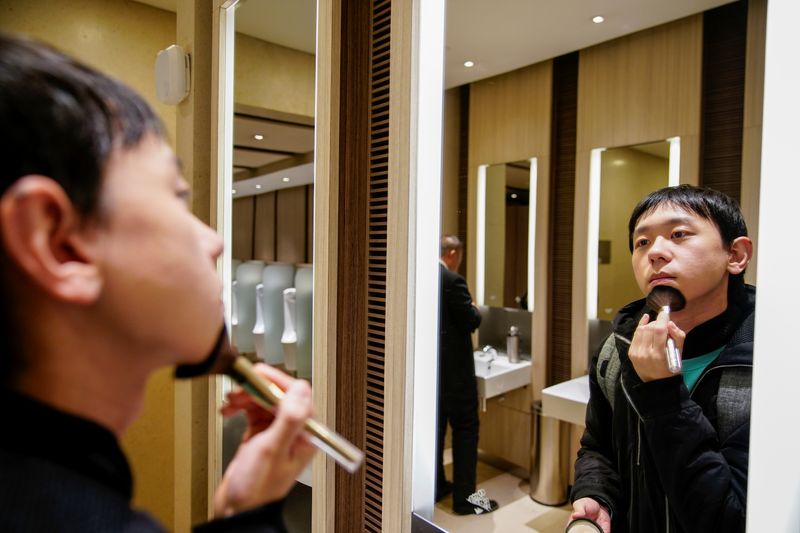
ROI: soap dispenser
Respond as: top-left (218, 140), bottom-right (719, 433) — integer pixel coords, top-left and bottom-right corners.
top-left (507, 325), bottom-right (520, 363)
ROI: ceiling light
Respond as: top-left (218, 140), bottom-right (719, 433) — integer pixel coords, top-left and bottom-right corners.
top-left (254, 134), bottom-right (264, 140)
top-left (463, 60), bottom-right (474, 68)
top-left (592, 15), bottom-right (604, 24)
top-left (255, 184), bottom-right (262, 190)
top-left (282, 177), bottom-right (291, 183)
top-left (511, 193), bottom-right (518, 199)
top-left (232, 189), bottom-right (237, 194)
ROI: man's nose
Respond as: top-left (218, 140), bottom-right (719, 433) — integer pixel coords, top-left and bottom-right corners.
top-left (647, 235), bottom-right (671, 263)
top-left (198, 219), bottom-right (224, 261)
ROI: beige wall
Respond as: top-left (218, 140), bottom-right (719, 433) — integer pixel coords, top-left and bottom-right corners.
top-left (235, 32), bottom-right (316, 117)
top-left (597, 147), bottom-right (669, 321)
top-left (0, 0), bottom-right (179, 525)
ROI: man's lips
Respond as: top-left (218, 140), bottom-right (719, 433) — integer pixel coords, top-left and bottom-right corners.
top-left (649, 274), bottom-right (676, 286)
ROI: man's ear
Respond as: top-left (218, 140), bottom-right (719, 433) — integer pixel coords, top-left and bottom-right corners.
top-left (727, 236), bottom-right (753, 276)
top-left (0, 175), bottom-right (102, 304)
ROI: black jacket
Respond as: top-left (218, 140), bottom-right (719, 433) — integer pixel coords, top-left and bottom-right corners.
top-left (438, 264), bottom-right (481, 394)
top-left (572, 285), bottom-right (755, 533)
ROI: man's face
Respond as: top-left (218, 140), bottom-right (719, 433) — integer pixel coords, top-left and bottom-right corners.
top-left (90, 134), bottom-right (223, 366)
top-left (631, 204), bottom-right (733, 310)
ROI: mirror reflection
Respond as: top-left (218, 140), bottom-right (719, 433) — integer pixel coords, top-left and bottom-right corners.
top-left (596, 141), bottom-right (671, 320)
top-left (222, 2), bottom-right (317, 532)
top-left (479, 159), bottom-right (535, 311)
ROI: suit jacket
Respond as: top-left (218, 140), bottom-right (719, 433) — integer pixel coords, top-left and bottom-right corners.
top-left (439, 264), bottom-right (481, 395)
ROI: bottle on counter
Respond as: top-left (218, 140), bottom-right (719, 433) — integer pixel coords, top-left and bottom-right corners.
top-left (507, 325), bottom-right (520, 363)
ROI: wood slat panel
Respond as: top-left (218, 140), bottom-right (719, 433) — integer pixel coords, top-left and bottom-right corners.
top-left (549, 53), bottom-right (578, 387)
top-left (700, 1), bottom-right (748, 202)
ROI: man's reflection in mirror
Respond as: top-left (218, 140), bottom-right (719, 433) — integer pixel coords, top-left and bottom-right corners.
top-left (437, 235), bottom-right (498, 515)
top-left (570, 186), bottom-right (754, 532)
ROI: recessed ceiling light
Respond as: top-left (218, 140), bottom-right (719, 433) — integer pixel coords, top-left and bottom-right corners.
top-left (255, 184), bottom-right (262, 190)
top-left (511, 193), bottom-right (518, 199)
top-left (232, 189), bottom-right (237, 194)
top-left (254, 134), bottom-right (264, 140)
top-left (282, 177), bottom-right (291, 183)
top-left (463, 60), bottom-right (475, 68)
top-left (592, 15), bottom-right (605, 24)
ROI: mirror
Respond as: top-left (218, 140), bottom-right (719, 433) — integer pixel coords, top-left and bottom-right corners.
top-left (476, 159), bottom-right (536, 311)
top-left (591, 140), bottom-right (677, 320)
top-left (217, 1), bottom-right (317, 531)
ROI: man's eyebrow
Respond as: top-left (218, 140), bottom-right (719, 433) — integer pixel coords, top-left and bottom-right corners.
top-left (634, 216), bottom-right (695, 235)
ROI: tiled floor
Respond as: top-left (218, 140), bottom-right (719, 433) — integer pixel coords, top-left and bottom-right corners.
top-left (432, 453), bottom-right (572, 533)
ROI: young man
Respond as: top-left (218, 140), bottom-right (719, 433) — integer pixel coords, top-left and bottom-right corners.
top-left (0, 34), bottom-right (314, 531)
top-left (570, 185), bottom-right (754, 533)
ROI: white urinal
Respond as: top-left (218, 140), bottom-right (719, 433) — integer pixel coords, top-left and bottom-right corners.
top-left (252, 283), bottom-right (266, 361)
top-left (281, 288), bottom-right (298, 371)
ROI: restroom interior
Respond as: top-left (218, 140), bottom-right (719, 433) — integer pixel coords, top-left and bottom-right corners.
top-left (0, 0), bottom-right (778, 530)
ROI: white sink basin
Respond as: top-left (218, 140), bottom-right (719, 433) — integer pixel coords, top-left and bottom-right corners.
top-left (473, 351), bottom-right (532, 399)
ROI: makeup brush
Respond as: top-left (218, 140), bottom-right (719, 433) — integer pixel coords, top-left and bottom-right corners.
top-left (176, 327), bottom-right (364, 473)
top-left (645, 286), bottom-right (686, 374)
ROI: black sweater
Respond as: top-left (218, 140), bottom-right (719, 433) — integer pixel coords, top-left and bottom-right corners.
top-left (0, 387), bottom-right (286, 532)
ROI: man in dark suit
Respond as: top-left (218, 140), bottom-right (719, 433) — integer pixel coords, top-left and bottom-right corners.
top-left (436, 235), bottom-right (497, 515)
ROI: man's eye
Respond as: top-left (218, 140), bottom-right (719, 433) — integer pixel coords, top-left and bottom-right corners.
top-left (177, 190), bottom-right (191, 203)
top-left (672, 230), bottom-right (687, 239)
top-left (634, 238), bottom-right (649, 249)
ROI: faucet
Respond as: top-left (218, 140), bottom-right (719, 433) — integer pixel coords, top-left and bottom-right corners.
top-left (482, 345), bottom-right (498, 373)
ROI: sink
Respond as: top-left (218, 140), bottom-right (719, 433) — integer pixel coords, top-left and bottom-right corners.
top-left (473, 351), bottom-right (532, 400)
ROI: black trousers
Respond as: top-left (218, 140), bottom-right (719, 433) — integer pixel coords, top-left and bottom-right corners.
top-left (436, 383), bottom-right (479, 505)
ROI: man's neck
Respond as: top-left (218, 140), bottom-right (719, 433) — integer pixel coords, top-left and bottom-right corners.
top-left (670, 283), bottom-right (729, 334)
top-left (13, 309), bottom-right (152, 437)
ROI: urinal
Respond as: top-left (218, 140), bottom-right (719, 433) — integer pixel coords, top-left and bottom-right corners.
top-left (252, 283), bottom-right (266, 361)
top-left (281, 288), bottom-right (298, 371)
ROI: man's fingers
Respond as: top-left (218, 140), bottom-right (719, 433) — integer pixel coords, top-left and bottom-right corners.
top-left (258, 380), bottom-right (312, 449)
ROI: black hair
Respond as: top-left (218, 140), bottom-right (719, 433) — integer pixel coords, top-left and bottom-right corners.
top-left (627, 184), bottom-right (749, 288)
top-left (0, 33), bottom-right (166, 382)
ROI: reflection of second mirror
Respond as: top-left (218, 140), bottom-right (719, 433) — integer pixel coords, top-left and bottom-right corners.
top-left (597, 141), bottom-right (670, 321)
top-left (482, 159), bottom-right (536, 310)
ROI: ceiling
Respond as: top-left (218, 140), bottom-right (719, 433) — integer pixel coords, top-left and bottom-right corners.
top-left (138, 0), bottom-right (735, 88)
top-left (135, 0), bottom-right (736, 193)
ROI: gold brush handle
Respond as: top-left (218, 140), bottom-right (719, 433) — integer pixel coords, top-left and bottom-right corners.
top-left (231, 357), bottom-right (364, 473)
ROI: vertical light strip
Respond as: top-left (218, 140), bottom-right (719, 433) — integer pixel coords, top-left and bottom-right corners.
top-left (527, 158), bottom-right (538, 312)
top-left (587, 148), bottom-right (605, 320)
top-left (476, 164), bottom-right (488, 306)
top-left (409, 0), bottom-right (446, 518)
top-left (218, 3), bottom-right (236, 333)
top-left (667, 136), bottom-right (681, 185)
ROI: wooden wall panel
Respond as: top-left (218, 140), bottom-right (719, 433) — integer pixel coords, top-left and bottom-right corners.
top-left (232, 197), bottom-right (254, 260)
top-left (467, 61), bottom-right (552, 403)
top-left (741, 0), bottom-right (767, 284)
top-left (253, 192), bottom-right (276, 262)
top-left (276, 187), bottom-right (308, 263)
top-left (572, 15), bottom-right (703, 378)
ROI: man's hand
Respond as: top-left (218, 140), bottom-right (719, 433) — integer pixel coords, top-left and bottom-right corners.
top-left (570, 497), bottom-right (611, 533)
top-left (213, 364), bottom-right (316, 517)
top-left (628, 310), bottom-right (686, 382)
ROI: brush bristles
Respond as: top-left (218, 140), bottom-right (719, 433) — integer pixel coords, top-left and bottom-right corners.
top-left (646, 286), bottom-right (686, 313)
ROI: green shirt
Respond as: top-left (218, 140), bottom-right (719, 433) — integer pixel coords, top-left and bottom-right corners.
top-left (682, 346), bottom-right (724, 392)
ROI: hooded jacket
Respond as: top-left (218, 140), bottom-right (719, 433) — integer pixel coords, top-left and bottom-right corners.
top-left (572, 284), bottom-right (755, 533)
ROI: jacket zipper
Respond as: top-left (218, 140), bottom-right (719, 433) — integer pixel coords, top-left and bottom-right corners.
top-left (689, 363), bottom-right (753, 398)
top-left (665, 496), bottom-right (670, 533)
